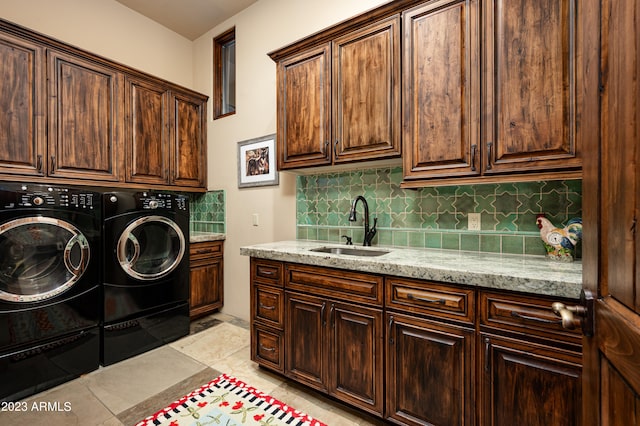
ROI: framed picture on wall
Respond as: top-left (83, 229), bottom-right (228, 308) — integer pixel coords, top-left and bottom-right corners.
top-left (237, 134), bottom-right (279, 188)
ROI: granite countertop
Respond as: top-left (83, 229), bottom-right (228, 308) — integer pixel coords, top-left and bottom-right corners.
top-left (240, 240), bottom-right (583, 299)
top-left (190, 232), bottom-right (226, 243)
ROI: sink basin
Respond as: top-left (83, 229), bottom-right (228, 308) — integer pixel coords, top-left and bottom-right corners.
top-left (310, 246), bottom-right (389, 257)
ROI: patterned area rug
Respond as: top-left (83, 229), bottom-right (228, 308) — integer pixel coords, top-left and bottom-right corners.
top-left (135, 373), bottom-right (327, 426)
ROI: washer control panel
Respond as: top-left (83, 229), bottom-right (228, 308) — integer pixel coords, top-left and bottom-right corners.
top-left (0, 184), bottom-right (98, 210)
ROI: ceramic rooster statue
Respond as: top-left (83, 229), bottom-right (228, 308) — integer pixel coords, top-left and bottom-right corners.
top-left (536, 214), bottom-right (583, 261)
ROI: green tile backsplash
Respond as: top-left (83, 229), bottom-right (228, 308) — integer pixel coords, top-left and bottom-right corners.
top-left (296, 167), bottom-right (582, 257)
top-left (189, 190), bottom-right (226, 233)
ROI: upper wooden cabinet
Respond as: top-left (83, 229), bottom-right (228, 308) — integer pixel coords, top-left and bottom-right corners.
top-left (125, 78), bottom-right (206, 188)
top-left (0, 18), bottom-right (207, 190)
top-left (0, 32), bottom-right (45, 177)
top-left (272, 15), bottom-right (401, 170)
top-left (48, 49), bottom-right (123, 182)
top-left (482, 0), bottom-right (581, 175)
top-left (402, 0), bottom-right (479, 180)
top-left (403, 0), bottom-right (582, 186)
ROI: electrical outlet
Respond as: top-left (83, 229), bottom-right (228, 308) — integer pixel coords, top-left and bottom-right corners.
top-left (468, 213), bottom-right (481, 231)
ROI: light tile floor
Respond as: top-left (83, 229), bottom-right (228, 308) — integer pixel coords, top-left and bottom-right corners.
top-left (2, 313), bottom-right (385, 426)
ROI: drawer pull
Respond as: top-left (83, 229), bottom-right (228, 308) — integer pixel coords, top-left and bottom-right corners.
top-left (258, 269), bottom-right (275, 276)
top-left (510, 311), bottom-right (562, 325)
top-left (259, 344), bottom-right (275, 352)
top-left (258, 303), bottom-right (276, 311)
top-left (196, 249), bottom-right (214, 254)
top-left (407, 293), bottom-right (446, 305)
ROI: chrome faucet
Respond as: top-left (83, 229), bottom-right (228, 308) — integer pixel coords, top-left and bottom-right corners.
top-left (349, 195), bottom-right (377, 246)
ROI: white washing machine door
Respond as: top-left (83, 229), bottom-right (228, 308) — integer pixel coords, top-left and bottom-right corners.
top-left (0, 217), bottom-right (90, 302)
top-left (117, 215), bottom-right (186, 281)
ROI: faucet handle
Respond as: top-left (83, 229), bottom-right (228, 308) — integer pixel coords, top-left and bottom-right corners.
top-left (341, 235), bottom-right (353, 245)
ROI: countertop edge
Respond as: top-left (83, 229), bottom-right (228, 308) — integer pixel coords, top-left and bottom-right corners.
top-left (240, 241), bottom-right (583, 300)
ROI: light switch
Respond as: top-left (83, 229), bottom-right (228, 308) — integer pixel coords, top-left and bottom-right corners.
top-left (252, 213), bottom-right (259, 226)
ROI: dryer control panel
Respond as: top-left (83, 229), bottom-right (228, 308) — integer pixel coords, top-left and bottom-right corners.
top-left (103, 191), bottom-right (189, 217)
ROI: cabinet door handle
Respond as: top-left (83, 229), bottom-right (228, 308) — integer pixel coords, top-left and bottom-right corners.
top-left (258, 268), bottom-right (275, 276)
top-left (510, 311), bottom-right (562, 325)
top-left (388, 315), bottom-right (394, 345)
top-left (321, 302), bottom-right (326, 327)
top-left (50, 155), bottom-right (56, 172)
top-left (407, 293), bottom-right (446, 305)
top-left (258, 303), bottom-right (276, 311)
top-left (484, 337), bottom-right (490, 373)
top-left (334, 140), bottom-right (339, 159)
top-left (259, 344), bottom-right (275, 353)
top-left (471, 144), bottom-right (477, 171)
top-left (324, 140), bottom-right (330, 158)
top-left (486, 142), bottom-right (492, 170)
top-left (329, 303), bottom-right (335, 327)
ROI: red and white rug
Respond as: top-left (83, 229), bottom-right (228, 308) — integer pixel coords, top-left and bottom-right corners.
top-left (135, 373), bottom-right (327, 426)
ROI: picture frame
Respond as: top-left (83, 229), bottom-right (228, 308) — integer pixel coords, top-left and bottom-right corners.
top-left (237, 134), bottom-right (279, 188)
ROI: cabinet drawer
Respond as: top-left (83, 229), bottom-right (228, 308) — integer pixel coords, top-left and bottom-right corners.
top-left (480, 291), bottom-right (582, 345)
top-left (251, 258), bottom-right (284, 287)
top-left (252, 285), bottom-right (284, 329)
top-left (190, 241), bottom-right (223, 261)
top-left (386, 277), bottom-right (474, 325)
top-left (251, 325), bottom-right (284, 373)
top-left (285, 263), bottom-right (383, 306)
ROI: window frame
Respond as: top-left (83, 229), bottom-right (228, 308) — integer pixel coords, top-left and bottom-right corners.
top-left (213, 27), bottom-right (236, 119)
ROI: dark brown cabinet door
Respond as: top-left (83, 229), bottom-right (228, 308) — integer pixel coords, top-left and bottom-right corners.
top-left (171, 92), bottom-right (206, 187)
top-left (125, 77), bottom-right (169, 185)
top-left (402, 0), bottom-right (479, 180)
top-left (285, 292), bottom-right (328, 392)
top-left (330, 302), bottom-right (383, 416)
top-left (189, 241), bottom-right (223, 319)
top-left (482, 0), bottom-right (581, 174)
top-left (0, 32), bottom-right (45, 177)
top-left (479, 334), bottom-right (581, 426)
top-left (387, 312), bottom-right (475, 426)
top-left (48, 50), bottom-right (122, 181)
top-left (333, 15), bottom-right (401, 163)
top-left (276, 43), bottom-right (332, 169)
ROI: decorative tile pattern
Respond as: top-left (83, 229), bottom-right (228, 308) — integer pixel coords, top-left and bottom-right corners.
top-left (189, 190), bottom-right (226, 233)
top-left (296, 167), bottom-right (582, 256)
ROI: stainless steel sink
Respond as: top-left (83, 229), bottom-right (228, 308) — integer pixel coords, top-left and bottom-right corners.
top-left (310, 246), bottom-right (389, 257)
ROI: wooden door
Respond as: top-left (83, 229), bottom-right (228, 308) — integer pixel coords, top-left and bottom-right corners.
top-left (582, 0), bottom-right (640, 423)
top-left (386, 312), bottom-right (474, 426)
top-left (170, 91), bottom-right (206, 188)
top-left (330, 302), bottom-right (383, 416)
top-left (285, 292), bottom-right (328, 392)
top-left (125, 77), bottom-right (169, 185)
top-left (276, 43), bottom-right (332, 169)
top-left (332, 15), bottom-right (401, 163)
top-left (482, 0), bottom-right (581, 175)
top-left (0, 32), bottom-right (45, 177)
top-left (48, 50), bottom-right (122, 181)
top-left (402, 0), bottom-right (479, 181)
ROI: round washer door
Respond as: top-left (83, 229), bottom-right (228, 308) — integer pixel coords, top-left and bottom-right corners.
top-left (117, 215), bottom-right (186, 281)
top-left (0, 217), bottom-right (90, 302)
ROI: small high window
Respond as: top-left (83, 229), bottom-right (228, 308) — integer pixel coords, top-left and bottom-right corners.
top-left (213, 27), bottom-right (236, 119)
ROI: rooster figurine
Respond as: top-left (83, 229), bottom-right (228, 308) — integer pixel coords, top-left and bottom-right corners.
top-left (536, 214), bottom-right (583, 262)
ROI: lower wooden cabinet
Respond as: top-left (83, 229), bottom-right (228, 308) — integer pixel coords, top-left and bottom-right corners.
top-left (478, 291), bottom-right (583, 426)
top-left (248, 258), bottom-right (583, 425)
top-left (189, 240), bottom-right (224, 319)
top-left (386, 312), bottom-right (475, 426)
top-left (478, 334), bottom-right (581, 426)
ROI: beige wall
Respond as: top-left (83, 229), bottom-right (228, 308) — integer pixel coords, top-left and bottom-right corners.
top-left (1, 0), bottom-right (391, 322)
top-left (2, 0), bottom-right (193, 87)
top-left (193, 0), bottom-right (391, 321)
